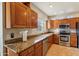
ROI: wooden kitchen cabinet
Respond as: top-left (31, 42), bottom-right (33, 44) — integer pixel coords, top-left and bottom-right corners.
top-left (27, 46), bottom-right (35, 56)
top-left (27, 8), bottom-right (38, 28)
top-left (69, 18), bottom-right (77, 29)
top-left (46, 20), bottom-right (54, 29)
top-left (70, 33), bottom-right (77, 48)
top-left (31, 10), bottom-right (38, 28)
top-left (48, 35), bottom-right (53, 43)
top-left (48, 35), bottom-right (53, 48)
top-left (53, 34), bottom-right (59, 44)
top-left (35, 46), bottom-right (43, 56)
top-left (20, 41), bottom-right (43, 56)
top-left (11, 3), bottom-right (28, 28)
top-left (34, 41), bottom-right (43, 56)
top-left (26, 8), bottom-right (31, 28)
top-left (5, 2), bottom-right (38, 28)
top-left (19, 45), bottom-right (34, 56)
top-left (53, 20), bottom-right (60, 28)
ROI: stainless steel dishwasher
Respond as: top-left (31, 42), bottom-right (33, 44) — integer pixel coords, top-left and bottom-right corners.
top-left (43, 38), bottom-right (48, 56)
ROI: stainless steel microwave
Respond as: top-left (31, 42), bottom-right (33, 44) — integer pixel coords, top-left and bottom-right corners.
top-left (59, 24), bottom-right (70, 29)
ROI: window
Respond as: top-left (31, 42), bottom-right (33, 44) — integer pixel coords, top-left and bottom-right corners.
top-left (38, 19), bottom-right (46, 31)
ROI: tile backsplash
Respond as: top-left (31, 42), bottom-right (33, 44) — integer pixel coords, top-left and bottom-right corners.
top-left (48, 28), bottom-right (76, 34)
top-left (4, 28), bottom-right (47, 40)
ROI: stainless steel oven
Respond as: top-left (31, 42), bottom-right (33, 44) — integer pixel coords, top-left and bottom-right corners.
top-left (59, 35), bottom-right (70, 47)
top-left (59, 24), bottom-right (71, 47)
top-left (60, 35), bottom-right (70, 42)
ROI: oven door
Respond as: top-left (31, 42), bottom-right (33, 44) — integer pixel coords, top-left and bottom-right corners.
top-left (60, 36), bottom-right (69, 42)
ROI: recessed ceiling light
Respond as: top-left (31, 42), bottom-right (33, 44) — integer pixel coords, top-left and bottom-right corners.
top-left (49, 3), bottom-right (53, 8)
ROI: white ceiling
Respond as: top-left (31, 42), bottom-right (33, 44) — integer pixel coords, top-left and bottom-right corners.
top-left (32, 2), bottom-right (79, 16)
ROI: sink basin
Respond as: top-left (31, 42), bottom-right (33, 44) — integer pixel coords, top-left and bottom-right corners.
top-left (5, 38), bottom-right (22, 44)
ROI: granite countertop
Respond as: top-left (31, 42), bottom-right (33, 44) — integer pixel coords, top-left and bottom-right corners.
top-left (4, 33), bottom-right (53, 53)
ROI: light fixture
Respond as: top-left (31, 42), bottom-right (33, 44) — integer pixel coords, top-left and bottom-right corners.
top-left (49, 3), bottom-right (53, 8)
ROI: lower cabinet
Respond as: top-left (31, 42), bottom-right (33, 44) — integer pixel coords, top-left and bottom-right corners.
top-left (48, 35), bottom-right (53, 43)
top-left (19, 46), bottom-right (34, 56)
top-left (48, 35), bottom-right (53, 48)
top-left (34, 41), bottom-right (43, 56)
top-left (19, 41), bottom-right (43, 56)
top-left (70, 33), bottom-right (77, 48)
top-left (53, 34), bottom-right (59, 44)
top-left (6, 35), bottom-right (53, 56)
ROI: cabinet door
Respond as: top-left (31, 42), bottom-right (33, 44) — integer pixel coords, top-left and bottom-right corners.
top-left (26, 8), bottom-right (31, 28)
top-left (48, 35), bottom-right (53, 44)
top-left (19, 45), bottom-right (34, 56)
top-left (11, 3), bottom-right (28, 28)
top-left (46, 20), bottom-right (54, 29)
top-left (69, 18), bottom-right (76, 29)
top-left (50, 20), bottom-right (54, 28)
top-left (48, 35), bottom-right (53, 48)
top-left (53, 34), bottom-right (59, 44)
top-left (31, 10), bottom-right (38, 28)
top-left (35, 41), bottom-right (43, 56)
top-left (35, 46), bottom-right (43, 56)
top-left (70, 33), bottom-right (77, 47)
top-left (26, 46), bottom-right (35, 56)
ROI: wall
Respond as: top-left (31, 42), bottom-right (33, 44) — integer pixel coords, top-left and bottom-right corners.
top-left (0, 2), bottom-right (3, 56)
top-left (3, 3), bottom-right (48, 41)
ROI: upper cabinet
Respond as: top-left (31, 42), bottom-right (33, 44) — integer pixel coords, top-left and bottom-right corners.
top-left (46, 20), bottom-right (54, 29)
top-left (11, 3), bottom-right (28, 28)
top-left (31, 10), bottom-right (38, 28)
top-left (5, 2), bottom-right (38, 28)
